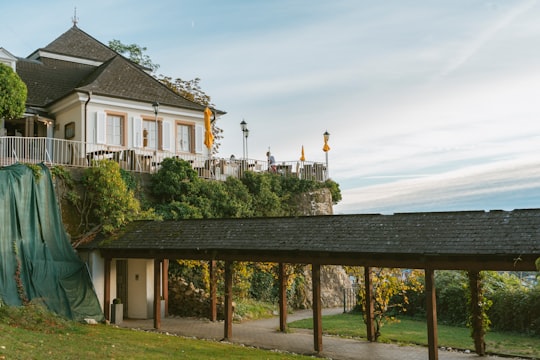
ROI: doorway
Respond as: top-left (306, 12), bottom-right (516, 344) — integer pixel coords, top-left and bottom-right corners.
top-left (116, 260), bottom-right (128, 318)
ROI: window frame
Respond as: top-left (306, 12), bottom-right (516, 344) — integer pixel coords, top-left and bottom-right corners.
top-left (175, 120), bottom-right (196, 153)
top-left (142, 116), bottom-right (161, 150)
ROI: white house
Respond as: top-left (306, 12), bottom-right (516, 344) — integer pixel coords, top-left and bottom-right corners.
top-left (2, 25), bottom-right (223, 172)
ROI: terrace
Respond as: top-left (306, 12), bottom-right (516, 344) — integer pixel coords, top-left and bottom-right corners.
top-left (0, 136), bottom-right (329, 181)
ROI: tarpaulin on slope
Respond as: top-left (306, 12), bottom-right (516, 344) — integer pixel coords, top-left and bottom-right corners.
top-left (0, 163), bottom-right (104, 322)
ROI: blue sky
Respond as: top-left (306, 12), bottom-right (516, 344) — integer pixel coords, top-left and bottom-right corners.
top-left (3, 0), bottom-right (540, 214)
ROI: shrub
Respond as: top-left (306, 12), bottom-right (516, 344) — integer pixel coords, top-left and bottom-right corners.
top-left (488, 285), bottom-right (540, 334)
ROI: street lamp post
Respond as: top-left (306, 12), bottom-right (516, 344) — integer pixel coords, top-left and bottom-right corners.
top-left (152, 101), bottom-right (159, 153)
top-left (240, 120), bottom-right (249, 160)
top-left (152, 101), bottom-right (159, 172)
top-left (323, 130), bottom-right (330, 179)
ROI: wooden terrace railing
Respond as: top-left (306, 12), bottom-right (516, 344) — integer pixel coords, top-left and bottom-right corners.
top-left (0, 136), bottom-right (329, 182)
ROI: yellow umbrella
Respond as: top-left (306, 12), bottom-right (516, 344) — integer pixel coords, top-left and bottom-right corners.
top-left (323, 131), bottom-right (330, 152)
top-left (203, 107), bottom-right (214, 150)
top-left (300, 145), bottom-right (305, 161)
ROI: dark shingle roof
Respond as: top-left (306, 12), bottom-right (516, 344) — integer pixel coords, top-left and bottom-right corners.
top-left (17, 25), bottom-right (208, 111)
top-left (38, 25), bottom-right (117, 62)
top-left (76, 56), bottom-right (205, 111)
top-left (16, 57), bottom-right (96, 107)
top-left (96, 209), bottom-right (540, 271)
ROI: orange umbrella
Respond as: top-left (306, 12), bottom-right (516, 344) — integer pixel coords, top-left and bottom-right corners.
top-left (203, 107), bottom-right (214, 150)
top-left (300, 145), bottom-right (305, 161)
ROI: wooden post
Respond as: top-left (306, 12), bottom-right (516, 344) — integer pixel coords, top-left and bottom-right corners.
top-left (224, 261), bottom-right (233, 340)
top-left (104, 258), bottom-right (111, 321)
top-left (210, 260), bottom-right (217, 322)
top-left (162, 259), bottom-right (169, 317)
top-left (469, 271), bottom-right (486, 356)
top-left (425, 268), bottom-right (438, 360)
top-left (364, 266), bottom-right (376, 342)
top-left (153, 259), bottom-right (161, 329)
top-left (278, 263), bottom-right (288, 332)
top-left (312, 263), bottom-right (323, 352)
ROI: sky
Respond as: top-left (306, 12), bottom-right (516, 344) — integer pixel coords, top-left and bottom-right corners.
top-left (2, 0), bottom-right (540, 214)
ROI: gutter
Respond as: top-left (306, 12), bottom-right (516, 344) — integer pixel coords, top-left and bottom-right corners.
top-left (83, 91), bottom-right (92, 144)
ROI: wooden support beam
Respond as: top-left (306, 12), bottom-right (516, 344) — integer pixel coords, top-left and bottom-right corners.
top-left (104, 258), bottom-right (111, 321)
top-left (224, 260), bottom-right (233, 340)
top-left (278, 263), bottom-right (288, 332)
top-left (312, 263), bottom-right (323, 352)
top-left (210, 260), bottom-right (217, 322)
top-left (162, 259), bottom-right (169, 317)
top-left (468, 271), bottom-right (486, 356)
top-left (364, 266), bottom-right (376, 342)
top-left (153, 259), bottom-right (161, 329)
top-left (425, 268), bottom-right (438, 360)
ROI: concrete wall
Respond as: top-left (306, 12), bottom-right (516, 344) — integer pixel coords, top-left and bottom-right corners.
top-left (127, 259), bottom-right (147, 319)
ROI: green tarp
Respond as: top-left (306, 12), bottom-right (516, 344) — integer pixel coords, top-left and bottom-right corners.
top-left (0, 163), bottom-right (104, 322)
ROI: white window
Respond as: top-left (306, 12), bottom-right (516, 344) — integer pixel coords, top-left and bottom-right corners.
top-left (195, 124), bottom-right (203, 154)
top-left (162, 122), bottom-right (171, 151)
top-left (106, 115), bottom-right (124, 145)
top-left (133, 116), bottom-right (143, 148)
top-left (96, 112), bottom-right (106, 144)
top-left (176, 124), bottom-right (192, 152)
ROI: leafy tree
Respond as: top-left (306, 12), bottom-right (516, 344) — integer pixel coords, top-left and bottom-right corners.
top-left (78, 160), bottom-right (154, 233)
top-left (349, 267), bottom-right (424, 341)
top-left (220, 177), bottom-right (254, 218)
top-left (108, 39), bottom-right (160, 72)
top-left (241, 172), bottom-right (284, 217)
top-left (0, 63), bottom-right (27, 120)
top-left (150, 158), bottom-right (200, 203)
top-left (151, 158), bottom-right (256, 219)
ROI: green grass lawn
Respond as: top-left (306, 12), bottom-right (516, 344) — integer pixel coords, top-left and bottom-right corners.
top-left (288, 313), bottom-right (540, 359)
top-left (0, 303), bottom-right (311, 360)
top-left (0, 322), bottom-right (318, 360)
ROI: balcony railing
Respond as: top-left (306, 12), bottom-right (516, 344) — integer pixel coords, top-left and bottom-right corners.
top-left (0, 136), bottom-right (329, 182)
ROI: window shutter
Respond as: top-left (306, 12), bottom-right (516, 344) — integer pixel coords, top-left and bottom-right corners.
top-left (162, 121), bottom-right (171, 151)
top-left (133, 116), bottom-right (142, 148)
top-left (195, 124), bottom-right (203, 154)
top-left (96, 111), bottom-right (106, 144)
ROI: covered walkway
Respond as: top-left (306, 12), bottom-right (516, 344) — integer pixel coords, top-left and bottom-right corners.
top-left (98, 210), bottom-right (540, 360)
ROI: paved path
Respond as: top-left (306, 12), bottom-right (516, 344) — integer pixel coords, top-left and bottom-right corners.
top-left (120, 309), bottom-right (516, 360)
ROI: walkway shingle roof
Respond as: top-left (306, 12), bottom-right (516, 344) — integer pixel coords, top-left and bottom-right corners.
top-left (97, 209), bottom-right (540, 271)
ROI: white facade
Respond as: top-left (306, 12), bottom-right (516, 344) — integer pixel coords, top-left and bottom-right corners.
top-left (50, 93), bottom-right (210, 159)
